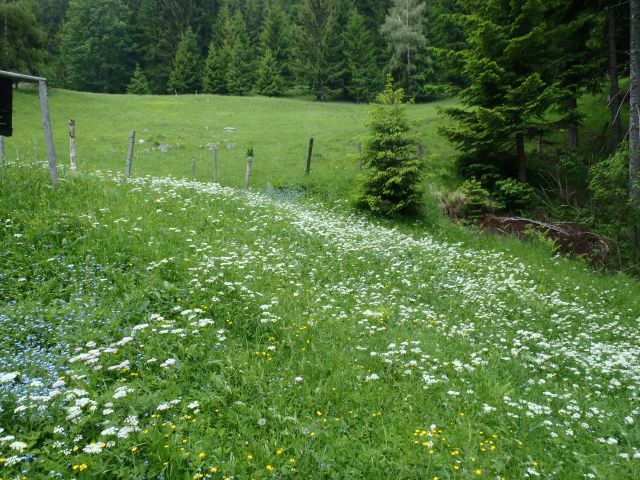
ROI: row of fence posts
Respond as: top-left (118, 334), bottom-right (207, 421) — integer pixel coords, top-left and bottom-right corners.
top-left (0, 120), bottom-right (424, 187)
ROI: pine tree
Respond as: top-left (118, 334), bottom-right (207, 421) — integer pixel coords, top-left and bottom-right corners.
top-left (225, 11), bottom-right (254, 95)
top-left (357, 75), bottom-right (423, 217)
top-left (344, 8), bottom-right (381, 102)
top-left (202, 42), bottom-right (228, 94)
top-left (167, 26), bottom-right (202, 94)
top-left (260, 0), bottom-right (292, 81)
top-left (126, 64), bottom-right (151, 94)
top-left (380, 0), bottom-right (427, 96)
top-left (59, 0), bottom-right (133, 92)
top-left (440, 0), bottom-right (557, 182)
top-left (294, 0), bottom-right (342, 100)
top-left (256, 48), bottom-right (284, 96)
top-left (0, 0), bottom-right (47, 73)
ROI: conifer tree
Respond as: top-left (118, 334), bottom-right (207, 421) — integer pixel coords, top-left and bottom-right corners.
top-left (126, 64), bottom-right (151, 94)
top-left (59, 0), bottom-right (133, 92)
top-left (225, 11), bottom-right (254, 95)
top-left (440, 0), bottom-right (556, 182)
top-left (344, 7), bottom-right (381, 102)
top-left (0, 0), bottom-right (47, 73)
top-left (295, 0), bottom-right (342, 100)
top-left (357, 75), bottom-right (423, 217)
top-left (256, 48), bottom-right (284, 96)
top-left (202, 42), bottom-right (228, 94)
top-left (167, 26), bottom-right (202, 94)
top-left (260, 0), bottom-right (292, 81)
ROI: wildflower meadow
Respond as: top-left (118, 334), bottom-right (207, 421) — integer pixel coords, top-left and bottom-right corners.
top-left (1, 166), bottom-right (639, 479)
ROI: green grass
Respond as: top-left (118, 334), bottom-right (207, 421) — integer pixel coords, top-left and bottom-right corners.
top-left (1, 166), bottom-right (639, 479)
top-left (8, 88), bottom-right (459, 201)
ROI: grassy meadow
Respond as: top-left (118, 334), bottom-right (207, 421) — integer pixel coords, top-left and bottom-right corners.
top-left (2, 89), bottom-right (639, 480)
top-left (1, 166), bottom-right (640, 480)
top-left (7, 88), bottom-right (458, 199)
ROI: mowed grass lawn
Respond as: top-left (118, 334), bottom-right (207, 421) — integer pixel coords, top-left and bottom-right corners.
top-left (8, 89), bottom-right (459, 198)
top-left (1, 166), bottom-right (640, 479)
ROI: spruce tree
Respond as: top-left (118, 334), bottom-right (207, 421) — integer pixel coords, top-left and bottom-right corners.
top-left (344, 8), bottom-right (381, 102)
top-left (357, 75), bottom-right (423, 217)
top-left (167, 26), bottom-right (201, 94)
top-left (59, 0), bottom-right (134, 92)
top-left (225, 11), bottom-right (254, 95)
top-left (294, 0), bottom-right (342, 100)
top-left (0, 0), bottom-right (47, 73)
top-left (256, 48), bottom-right (284, 96)
top-left (127, 64), bottom-right (151, 94)
top-left (440, 0), bottom-right (556, 182)
top-left (202, 42), bottom-right (228, 94)
top-left (260, 0), bottom-right (293, 81)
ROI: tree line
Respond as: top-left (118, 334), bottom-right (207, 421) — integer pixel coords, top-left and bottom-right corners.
top-left (3, 0), bottom-right (459, 102)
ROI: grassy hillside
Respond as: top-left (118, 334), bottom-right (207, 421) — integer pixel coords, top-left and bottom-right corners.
top-left (1, 166), bottom-right (639, 479)
top-left (8, 89), bottom-right (459, 200)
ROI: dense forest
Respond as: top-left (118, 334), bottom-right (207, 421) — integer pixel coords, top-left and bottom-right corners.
top-left (3, 0), bottom-right (640, 270)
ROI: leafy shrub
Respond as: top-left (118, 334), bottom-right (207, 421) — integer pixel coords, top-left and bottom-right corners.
top-left (458, 178), bottom-right (491, 219)
top-left (494, 178), bottom-right (536, 212)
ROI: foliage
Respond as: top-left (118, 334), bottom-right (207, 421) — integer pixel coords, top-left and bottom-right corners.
top-left (356, 76), bottom-right (423, 216)
top-left (225, 12), bottom-right (254, 96)
top-left (167, 27), bottom-right (201, 94)
top-left (589, 143), bottom-right (640, 234)
top-left (294, 0), bottom-right (342, 100)
top-left (126, 64), bottom-right (151, 95)
top-left (202, 42), bottom-right (228, 94)
top-left (380, 0), bottom-right (428, 96)
top-left (343, 7), bottom-right (382, 103)
top-left (440, 1), bottom-right (560, 182)
top-left (457, 177), bottom-right (490, 219)
top-left (494, 178), bottom-right (536, 212)
top-left (256, 48), bottom-right (284, 97)
top-left (59, 0), bottom-right (133, 93)
top-left (0, 0), bottom-right (47, 74)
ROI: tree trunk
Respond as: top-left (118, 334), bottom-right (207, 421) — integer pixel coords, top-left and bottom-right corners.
top-left (565, 96), bottom-right (579, 149)
top-left (609, 3), bottom-right (622, 151)
top-left (631, 0), bottom-right (640, 204)
top-left (516, 132), bottom-right (527, 182)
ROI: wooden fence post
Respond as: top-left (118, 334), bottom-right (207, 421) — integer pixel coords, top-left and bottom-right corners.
top-left (212, 144), bottom-right (218, 183)
top-left (305, 137), bottom-right (314, 175)
top-left (38, 80), bottom-right (57, 186)
top-left (126, 130), bottom-right (135, 179)
top-left (358, 142), bottom-right (362, 171)
top-left (245, 155), bottom-right (253, 188)
top-left (0, 135), bottom-right (4, 164)
top-left (69, 119), bottom-right (77, 170)
top-left (192, 158), bottom-right (196, 180)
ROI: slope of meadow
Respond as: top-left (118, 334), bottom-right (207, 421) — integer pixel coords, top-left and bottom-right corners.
top-left (8, 89), bottom-right (458, 200)
top-left (1, 166), bottom-right (639, 479)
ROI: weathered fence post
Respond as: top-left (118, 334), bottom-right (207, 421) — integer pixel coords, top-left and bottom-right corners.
top-left (245, 155), bottom-right (253, 188)
top-left (38, 80), bottom-right (57, 186)
top-left (416, 142), bottom-right (425, 158)
top-left (0, 135), bottom-right (4, 164)
top-left (69, 119), bottom-right (77, 170)
top-left (358, 142), bottom-right (362, 171)
top-left (191, 158), bottom-right (196, 180)
top-left (305, 137), bottom-right (314, 175)
top-left (212, 144), bottom-right (218, 183)
top-left (126, 130), bottom-right (135, 179)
